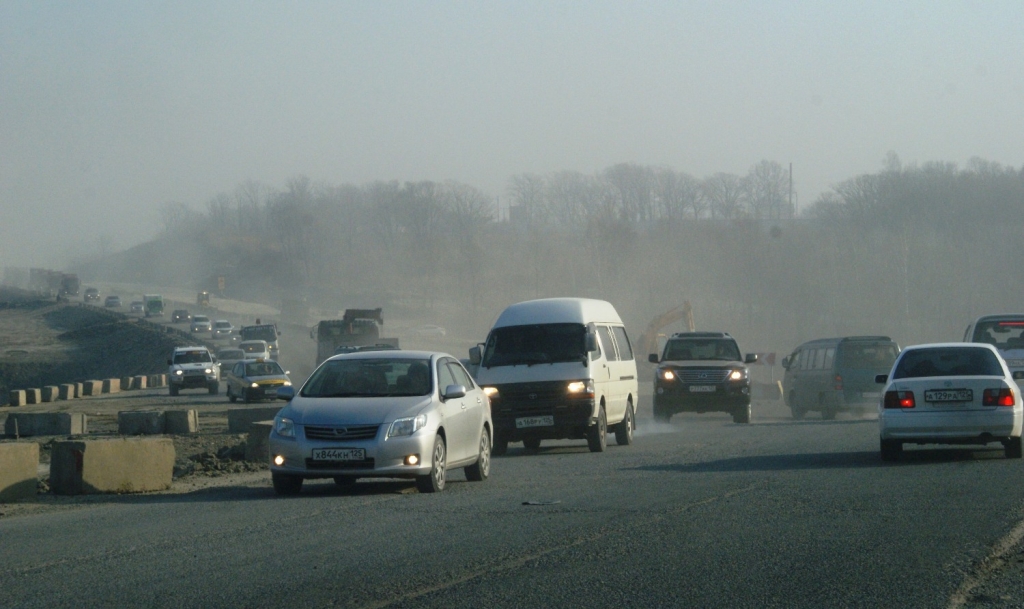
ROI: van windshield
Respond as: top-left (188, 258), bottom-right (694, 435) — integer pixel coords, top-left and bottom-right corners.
top-left (482, 323), bottom-right (587, 367)
top-left (836, 343), bottom-right (899, 369)
top-left (971, 319), bottom-right (1024, 351)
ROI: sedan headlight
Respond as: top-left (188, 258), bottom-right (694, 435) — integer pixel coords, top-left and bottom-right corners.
top-left (275, 417), bottom-right (295, 438)
top-left (388, 414), bottom-right (428, 438)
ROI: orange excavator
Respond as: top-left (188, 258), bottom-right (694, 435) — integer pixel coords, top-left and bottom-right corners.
top-left (639, 302), bottom-right (694, 359)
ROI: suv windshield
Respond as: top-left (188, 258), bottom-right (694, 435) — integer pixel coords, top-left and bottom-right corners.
top-left (302, 358), bottom-right (432, 397)
top-left (663, 338), bottom-right (740, 361)
top-left (836, 342), bottom-right (899, 369)
top-left (893, 347), bottom-right (1002, 379)
top-left (481, 323), bottom-right (587, 367)
top-left (173, 350), bottom-right (212, 364)
top-left (971, 319), bottom-right (1024, 351)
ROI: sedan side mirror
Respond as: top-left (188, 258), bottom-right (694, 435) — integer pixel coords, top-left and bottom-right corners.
top-left (745, 353), bottom-right (759, 364)
top-left (277, 386), bottom-right (295, 401)
top-left (648, 353), bottom-right (659, 364)
top-left (875, 374), bottom-right (888, 384)
top-left (442, 384), bottom-right (466, 400)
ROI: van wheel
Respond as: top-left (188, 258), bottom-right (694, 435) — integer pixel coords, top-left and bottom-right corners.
top-left (523, 438), bottom-right (541, 451)
top-left (1004, 436), bottom-right (1023, 459)
top-left (587, 406), bottom-right (607, 453)
top-left (615, 400), bottom-right (634, 445)
top-left (732, 403), bottom-right (751, 424)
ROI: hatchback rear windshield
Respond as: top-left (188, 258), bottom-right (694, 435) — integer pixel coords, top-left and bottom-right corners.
top-left (836, 343), bottom-right (899, 369)
top-left (971, 320), bottom-right (1024, 351)
top-left (302, 358), bottom-right (432, 397)
top-left (892, 347), bottom-right (1002, 379)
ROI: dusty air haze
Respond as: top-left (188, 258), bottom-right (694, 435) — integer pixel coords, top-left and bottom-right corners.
top-left (2, 1), bottom-right (1024, 355)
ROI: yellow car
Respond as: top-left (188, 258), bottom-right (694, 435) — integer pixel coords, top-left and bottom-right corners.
top-left (225, 359), bottom-right (292, 403)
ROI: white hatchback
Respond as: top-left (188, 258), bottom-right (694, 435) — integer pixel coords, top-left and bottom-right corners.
top-left (876, 343), bottom-right (1023, 461)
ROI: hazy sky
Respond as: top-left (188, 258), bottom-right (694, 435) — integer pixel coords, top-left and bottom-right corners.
top-left (2, 1), bottom-right (1022, 268)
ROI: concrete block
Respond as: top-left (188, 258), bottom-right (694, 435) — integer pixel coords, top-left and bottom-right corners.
top-left (120, 377), bottom-right (131, 391)
top-left (59, 384), bottom-right (76, 400)
top-left (245, 421), bottom-right (274, 462)
top-left (102, 379), bottom-right (120, 394)
top-left (5, 413), bottom-right (87, 437)
top-left (0, 442), bottom-right (39, 502)
top-left (83, 380), bottom-right (102, 396)
top-left (41, 386), bottom-right (60, 402)
top-left (130, 375), bottom-right (147, 390)
top-left (50, 438), bottom-right (174, 495)
top-left (8, 390), bottom-right (27, 407)
top-left (165, 410), bottom-right (199, 434)
top-left (156, 374), bottom-right (167, 386)
top-left (24, 389), bottom-right (42, 404)
top-left (118, 411), bottom-right (165, 435)
top-left (147, 374), bottom-right (163, 388)
top-left (74, 383), bottom-right (84, 398)
top-left (227, 406), bottom-right (283, 433)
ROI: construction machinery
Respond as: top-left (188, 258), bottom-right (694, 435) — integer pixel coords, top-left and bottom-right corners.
top-left (639, 302), bottom-right (694, 359)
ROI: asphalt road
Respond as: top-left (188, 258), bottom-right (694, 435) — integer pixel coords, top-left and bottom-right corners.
top-left (3, 397), bottom-right (1023, 609)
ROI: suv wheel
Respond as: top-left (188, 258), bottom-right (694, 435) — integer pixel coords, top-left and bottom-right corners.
top-left (732, 403), bottom-right (751, 424)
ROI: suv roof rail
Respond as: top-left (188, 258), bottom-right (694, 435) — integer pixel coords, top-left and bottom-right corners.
top-left (670, 331), bottom-right (731, 339)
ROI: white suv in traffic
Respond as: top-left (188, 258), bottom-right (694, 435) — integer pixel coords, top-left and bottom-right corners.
top-left (168, 346), bottom-right (220, 396)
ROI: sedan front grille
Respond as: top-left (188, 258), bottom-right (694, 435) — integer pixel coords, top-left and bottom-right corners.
top-left (674, 368), bottom-right (731, 383)
top-left (304, 424), bottom-right (380, 441)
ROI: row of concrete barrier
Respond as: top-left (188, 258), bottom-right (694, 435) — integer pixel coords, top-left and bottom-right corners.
top-left (4, 405), bottom-right (281, 438)
top-left (0, 418), bottom-right (274, 501)
top-left (7, 374), bottom-right (168, 407)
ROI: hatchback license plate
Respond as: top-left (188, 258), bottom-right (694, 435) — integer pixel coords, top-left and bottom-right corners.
top-left (311, 448), bottom-right (365, 461)
top-left (924, 389), bottom-right (973, 403)
top-left (516, 416), bottom-right (554, 428)
top-left (689, 385), bottom-right (717, 393)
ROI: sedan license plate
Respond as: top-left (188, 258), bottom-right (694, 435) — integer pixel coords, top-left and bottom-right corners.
top-left (516, 416), bottom-right (554, 429)
top-left (689, 385), bottom-right (717, 393)
top-left (311, 448), bottom-right (365, 461)
top-left (924, 389), bottom-right (973, 403)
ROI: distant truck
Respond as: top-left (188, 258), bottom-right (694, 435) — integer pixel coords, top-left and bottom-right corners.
top-left (240, 323), bottom-right (281, 360)
top-left (144, 294), bottom-right (164, 317)
top-left (313, 308), bottom-right (399, 365)
top-left (59, 274), bottom-right (80, 298)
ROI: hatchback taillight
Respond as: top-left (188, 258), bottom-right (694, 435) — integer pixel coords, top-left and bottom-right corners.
top-left (884, 390), bottom-right (915, 409)
top-left (982, 388), bottom-right (1015, 407)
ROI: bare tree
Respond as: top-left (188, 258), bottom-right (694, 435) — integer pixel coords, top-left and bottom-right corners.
top-left (702, 173), bottom-right (746, 219)
top-left (604, 163), bottom-right (654, 222)
top-left (745, 160), bottom-right (791, 220)
top-left (507, 173), bottom-right (547, 227)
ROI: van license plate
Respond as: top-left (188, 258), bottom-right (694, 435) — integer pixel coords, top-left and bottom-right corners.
top-left (689, 385), bottom-right (716, 393)
top-left (312, 448), bottom-right (365, 461)
top-left (516, 416), bottom-right (554, 428)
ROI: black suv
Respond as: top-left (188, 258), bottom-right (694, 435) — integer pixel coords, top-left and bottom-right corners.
top-left (648, 332), bottom-right (758, 424)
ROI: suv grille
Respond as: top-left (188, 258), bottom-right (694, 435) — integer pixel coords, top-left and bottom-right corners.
top-left (674, 369), bottom-right (731, 383)
top-left (304, 425), bottom-right (380, 441)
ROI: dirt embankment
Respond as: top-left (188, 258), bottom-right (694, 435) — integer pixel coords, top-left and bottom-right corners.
top-left (0, 301), bottom-right (195, 405)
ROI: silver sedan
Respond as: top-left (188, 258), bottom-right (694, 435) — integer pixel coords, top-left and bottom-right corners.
top-left (268, 350), bottom-right (492, 494)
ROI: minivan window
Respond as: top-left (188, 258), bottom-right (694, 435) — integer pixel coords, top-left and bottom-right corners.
top-left (481, 323), bottom-right (587, 367)
top-left (893, 347), bottom-right (1002, 379)
top-left (836, 343), bottom-right (899, 369)
top-left (597, 326), bottom-right (618, 361)
top-left (612, 326), bottom-right (634, 360)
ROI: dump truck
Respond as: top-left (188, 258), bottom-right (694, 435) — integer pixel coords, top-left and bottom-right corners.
top-left (313, 308), bottom-right (399, 365)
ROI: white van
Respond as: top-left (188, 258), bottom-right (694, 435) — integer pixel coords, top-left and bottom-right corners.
top-left (469, 298), bottom-right (639, 455)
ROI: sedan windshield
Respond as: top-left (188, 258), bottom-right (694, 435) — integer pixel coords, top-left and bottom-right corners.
top-left (302, 358), bottom-right (432, 397)
top-left (481, 323), bottom-right (586, 367)
top-left (245, 361), bottom-right (284, 377)
top-left (893, 347), bottom-right (1003, 379)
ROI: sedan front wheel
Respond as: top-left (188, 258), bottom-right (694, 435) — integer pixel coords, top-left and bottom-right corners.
top-left (416, 435), bottom-right (447, 493)
top-left (464, 429), bottom-right (491, 482)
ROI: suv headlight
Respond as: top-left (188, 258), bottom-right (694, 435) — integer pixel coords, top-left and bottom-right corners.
top-left (174, 369), bottom-right (183, 376)
top-left (275, 417), bottom-right (295, 438)
top-left (388, 414), bottom-right (427, 438)
top-left (728, 369), bottom-right (747, 381)
top-left (658, 369), bottom-right (675, 381)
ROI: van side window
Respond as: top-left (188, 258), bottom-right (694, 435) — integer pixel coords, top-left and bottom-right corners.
top-left (823, 348), bottom-right (835, 370)
top-left (597, 326), bottom-right (618, 361)
top-left (800, 349), bottom-right (814, 370)
top-left (612, 326), bottom-right (634, 361)
top-left (814, 349), bottom-right (826, 370)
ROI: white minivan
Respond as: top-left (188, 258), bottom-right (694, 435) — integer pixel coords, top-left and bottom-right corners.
top-left (470, 298), bottom-right (638, 455)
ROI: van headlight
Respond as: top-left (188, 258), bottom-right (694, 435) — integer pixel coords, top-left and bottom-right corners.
top-left (388, 414), bottom-right (427, 438)
top-left (567, 379), bottom-right (595, 396)
top-left (275, 417), bottom-right (295, 438)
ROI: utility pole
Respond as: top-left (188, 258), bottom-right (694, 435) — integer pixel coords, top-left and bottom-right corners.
top-left (789, 162), bottom-right (794, 217)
